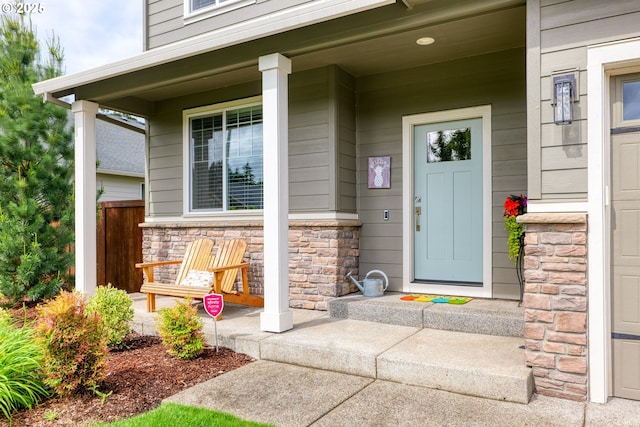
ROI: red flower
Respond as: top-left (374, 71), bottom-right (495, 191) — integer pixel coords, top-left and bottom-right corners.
top-left (504, 195), bottom-right (527, 217)
top-left (504, 197), bottom-right (519, 217)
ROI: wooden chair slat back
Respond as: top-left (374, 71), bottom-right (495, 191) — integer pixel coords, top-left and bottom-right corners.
top-left (173, 239), bottom-right (215, 285)
top-left (208, 239), bottom-right (247, 293)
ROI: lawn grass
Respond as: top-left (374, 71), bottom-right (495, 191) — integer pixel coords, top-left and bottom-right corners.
top-left (92, 402), bottom-right (276, 427)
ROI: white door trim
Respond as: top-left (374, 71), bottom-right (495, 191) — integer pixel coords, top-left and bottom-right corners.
top-left (587, 36), bottom-right (640, 404)
top-left (402, 105), bottom-right (492, 298)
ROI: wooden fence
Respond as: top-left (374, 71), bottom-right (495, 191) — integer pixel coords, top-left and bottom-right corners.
top-left (97, 200), bottom-right (145, 293)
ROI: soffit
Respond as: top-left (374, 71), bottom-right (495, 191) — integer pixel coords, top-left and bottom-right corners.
top-left (74, 0), bottom-right (525, 115)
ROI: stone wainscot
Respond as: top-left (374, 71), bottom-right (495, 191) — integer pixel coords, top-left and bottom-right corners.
top-left (139, 220), bottom-right (361, 310)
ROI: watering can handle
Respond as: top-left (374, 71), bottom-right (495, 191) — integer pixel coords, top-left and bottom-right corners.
top-left (364, 270), bottom-right (389, 291)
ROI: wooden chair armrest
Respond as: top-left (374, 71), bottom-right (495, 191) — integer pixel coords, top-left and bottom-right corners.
top-left (136, 260), bottom-right (183, 284)
top-left (209, 263), bottom-right (249, 294)
top-left (207, 262), bottom-right (249, 273)
top-left (135, 260), bottom-right (183, 269)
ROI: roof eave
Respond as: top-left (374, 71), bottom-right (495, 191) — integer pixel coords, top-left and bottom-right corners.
top-left (97, 169), bottom-right (145, 178)
top-left (32, 0), bottom-right (394, 98)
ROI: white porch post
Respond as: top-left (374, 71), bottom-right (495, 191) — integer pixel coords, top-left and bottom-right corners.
top-left (71, 100), bottom-right (99, 296)
top-left (259, 53), bottom-right (293, 332)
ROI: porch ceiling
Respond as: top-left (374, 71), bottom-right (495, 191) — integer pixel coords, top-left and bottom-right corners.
top-left (46, 0), bottom-right (525, 117)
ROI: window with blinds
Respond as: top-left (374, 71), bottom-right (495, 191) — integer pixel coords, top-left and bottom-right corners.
top-left (189, 103), bottom-right (263, 212)
top-left (191, 0), bottom-right (215, 11)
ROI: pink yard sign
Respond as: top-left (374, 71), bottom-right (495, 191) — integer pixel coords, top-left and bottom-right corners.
top-left (203, 293), bottom-right (224, 318)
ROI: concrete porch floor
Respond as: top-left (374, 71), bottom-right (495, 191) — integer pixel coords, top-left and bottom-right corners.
top-left (129, 292), bottom-right (640, 426)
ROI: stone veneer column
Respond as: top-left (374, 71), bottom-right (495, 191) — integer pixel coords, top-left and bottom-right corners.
top-left (518, 212), bottom-right (588, 402)
top-left (288, 220), bottom-right (360, 310)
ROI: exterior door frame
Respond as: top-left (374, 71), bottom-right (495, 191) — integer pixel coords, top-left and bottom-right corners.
top-left (402, 105), bottom-right (492, 298)
top-left (587, 37), bottom-right (640, 403)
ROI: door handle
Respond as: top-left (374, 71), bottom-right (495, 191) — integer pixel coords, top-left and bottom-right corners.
top-left (415, 206), bottom-right (421, 231)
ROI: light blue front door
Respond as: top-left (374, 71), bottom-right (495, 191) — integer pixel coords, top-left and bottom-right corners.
top-left (413, 118), bottom-right (483, 284)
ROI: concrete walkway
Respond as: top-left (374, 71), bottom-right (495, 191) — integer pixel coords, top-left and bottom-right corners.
top-left (130, 293), bottom-right (640, 426)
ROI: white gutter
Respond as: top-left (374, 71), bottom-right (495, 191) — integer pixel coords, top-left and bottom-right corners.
top-left (33, 0), bottom-right (394, 96)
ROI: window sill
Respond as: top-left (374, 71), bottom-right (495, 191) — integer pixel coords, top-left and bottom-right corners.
top-left (183, 211), bottom-right (264, 221)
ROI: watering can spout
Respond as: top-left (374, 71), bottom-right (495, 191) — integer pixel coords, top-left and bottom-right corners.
top-left (346, 271), bottom-right (365, 293)
top-left (345, 270), bottom-right (389, 297)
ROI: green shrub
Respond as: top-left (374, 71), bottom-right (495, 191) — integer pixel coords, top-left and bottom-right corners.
top-left (87, 284), bottom-right (134, 348)
top-left (0, 309), bottom-right (48, 421)
top-left (156, 298), bottom-right (204, 359)
top-left (34, 291), bottom-right (108, 396)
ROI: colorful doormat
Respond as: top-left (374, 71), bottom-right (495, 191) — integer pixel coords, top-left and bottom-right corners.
top-left (400, 294), bottom-right (472, 304)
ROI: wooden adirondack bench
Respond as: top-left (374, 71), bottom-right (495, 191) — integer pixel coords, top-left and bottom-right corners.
top-left (136, 238), bottom-right (263, 312)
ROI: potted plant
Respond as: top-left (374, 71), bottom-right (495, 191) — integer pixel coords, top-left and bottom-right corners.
top-left (503, 194), bottom-right (527, 262)
top-left (504, 194), bottom-right (527, 304)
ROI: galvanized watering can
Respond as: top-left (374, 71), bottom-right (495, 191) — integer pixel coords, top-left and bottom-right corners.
top-left (346, 270), bottom-right (389, 297)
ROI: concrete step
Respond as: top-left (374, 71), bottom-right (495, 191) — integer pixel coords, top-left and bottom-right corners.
top-left (260, 318), bottom-right (419, 378)
top-left (130, 294), bottom-right (533, 404)
top-left (259, 318), bottom-right (533, 404)
top-left (377, 328), bottom-right (533, 404)
top-left (329, 292), bottom-right (524, 337)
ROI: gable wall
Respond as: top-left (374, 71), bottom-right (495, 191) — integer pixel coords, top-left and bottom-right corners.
top-left (528, 0), bottom-right (640, 201)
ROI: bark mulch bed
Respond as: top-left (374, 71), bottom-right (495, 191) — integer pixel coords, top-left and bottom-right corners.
top-left (2, 305), bottom-right (255, 427)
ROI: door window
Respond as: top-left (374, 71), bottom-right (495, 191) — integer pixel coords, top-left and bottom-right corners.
top-left (613, 73), bottom-right (640, 128)
top-left (623, 80), bottom-right (640, 121)
top-left (426, 128), bottom-right (471, 163)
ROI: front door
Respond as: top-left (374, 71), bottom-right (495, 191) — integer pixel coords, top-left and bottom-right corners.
top-left (612, 74), bottom-right (640, 400)
top-left (413, 118), bottom-right (483, 284)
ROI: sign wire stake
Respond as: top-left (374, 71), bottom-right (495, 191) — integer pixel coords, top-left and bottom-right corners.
top-left (214, 317), bottom-right (219, 353)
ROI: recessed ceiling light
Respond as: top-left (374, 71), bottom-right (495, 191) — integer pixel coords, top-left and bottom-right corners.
top-left (416, 37), bottom-right (435, 46)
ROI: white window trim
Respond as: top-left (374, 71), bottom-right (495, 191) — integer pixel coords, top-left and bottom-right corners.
top-left (182, 96), bottom-right (262, 217)
top-left (402, 105), bottom-right (492, 298)
top-left (184, 0), bottom-right (256, 24)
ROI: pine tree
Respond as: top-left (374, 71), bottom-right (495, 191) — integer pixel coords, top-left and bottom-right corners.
top-left (0, 15), bottom-right (74, 305)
